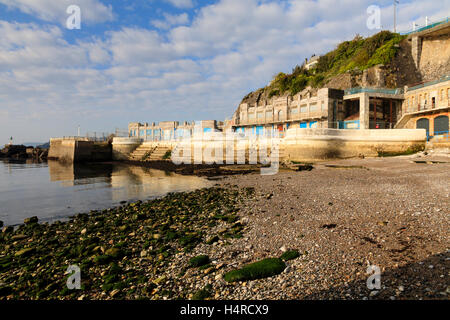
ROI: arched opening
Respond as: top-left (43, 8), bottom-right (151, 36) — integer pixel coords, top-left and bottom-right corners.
top-left (416, 118), bottom-right (430, 137)
top-left (434, 115), bottom-right (449, 134)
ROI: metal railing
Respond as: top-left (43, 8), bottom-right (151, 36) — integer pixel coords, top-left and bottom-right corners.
top-left (345, 87), bottom-right (404, 96)
top-left (400, 17), bottom-right (449, 36)
top-left (429, 131), bottom-right (450, 141)
top-left (406, 75), bottom-right (450, 92)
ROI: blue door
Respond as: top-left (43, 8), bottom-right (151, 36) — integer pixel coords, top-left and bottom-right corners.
top-left (256, 126), bottom-right (264, 136)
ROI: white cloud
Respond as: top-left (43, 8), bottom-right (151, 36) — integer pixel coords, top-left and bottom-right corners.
top-left (152, 13), bottom-right (189, 30)
top-left (165, 0), bottom-right (194, 9)
top-left (0, 0), bottom-right (448, 145)
top-left (0, 0), bottom-right (114, 25)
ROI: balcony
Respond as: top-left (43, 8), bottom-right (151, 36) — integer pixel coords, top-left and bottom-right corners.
top-left (404, 100), bottom-right (450, 115)
top-left (234, 111), bottom-right (328, 127)
top-left (345, 87), bottom-right (404, 95)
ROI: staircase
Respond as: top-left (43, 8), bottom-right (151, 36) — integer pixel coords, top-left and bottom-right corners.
top-left (394, 113), bottom-right (413, 129)
top-left (128, 145), bottom-right (156, 161)
top-left (147, 146), bottom-right (172, 160)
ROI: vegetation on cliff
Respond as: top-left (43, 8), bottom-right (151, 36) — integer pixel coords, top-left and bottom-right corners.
top-left (243, 31), bottom-right (406, 102)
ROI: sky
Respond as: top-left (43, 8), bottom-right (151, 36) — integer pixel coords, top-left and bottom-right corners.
top-left (0, 0), bottom-right (448, 145)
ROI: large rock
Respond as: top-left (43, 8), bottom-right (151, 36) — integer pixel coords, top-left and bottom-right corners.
top-left (24, 216), bottom-right (38, 225)
top-left (14, 247), bottom-right (35, 257)
top-left (1, 226), bottom-right (13, 234)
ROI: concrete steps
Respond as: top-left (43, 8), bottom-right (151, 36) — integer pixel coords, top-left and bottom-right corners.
top-left (128, 145), bottom-right (156, 161)
top-left (129, 143), bottom-right (284, 163)
top-left (148, 146), bottom-right (172, 160)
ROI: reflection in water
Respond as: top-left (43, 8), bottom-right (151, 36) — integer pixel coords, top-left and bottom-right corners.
top-left (0, 160), bottom-right (211, 226)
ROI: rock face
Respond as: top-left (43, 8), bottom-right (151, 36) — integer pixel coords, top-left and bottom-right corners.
top-left (0, 145), bottom-right (48, 161)
top-left (0, 145), bottom-right (27, 159)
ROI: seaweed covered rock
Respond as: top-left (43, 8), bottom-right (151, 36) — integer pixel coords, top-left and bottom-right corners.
top-left (24, 216), bottom-right (38, 225)
top-left (280, 250), bottom-right (300, 261)
top-left (188, 255), bottom-right (210, 268)
top-left (224, 258), bottom-right (286, 282)
top-left (192, 284), bottom-right (212, 300)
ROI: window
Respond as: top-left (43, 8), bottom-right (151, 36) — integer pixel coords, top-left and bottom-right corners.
top-left (265, 110), bottom-right (273, 118)
top-left (248, 113), bottom-right (255, 119)
top-left (257, 112), bottom-right (264, 119)
top-left (290, 107), bottom-right (298, 114)
top-left (309, 103), bottom-right (318, 112)
top-left (300, 105), bottom-right (307, 113)
top-left (321, 101), bottom-right (326, 111)
top-left (278, 110), bottom-right (284, 119)
top-left (146, 129), bottom-right (152, 136)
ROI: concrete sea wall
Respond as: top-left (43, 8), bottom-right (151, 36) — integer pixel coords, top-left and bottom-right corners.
top-left (112, 129), bottom-right (427, 163)
top-left (283, 128), bottom-right (427, 161)
top-left (49, 138), bottom-right (112, 163)
top-left (111, 137), bottom-right (142, 160)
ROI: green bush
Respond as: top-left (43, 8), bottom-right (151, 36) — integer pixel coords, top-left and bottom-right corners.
top-left (223, 258), bottom-right (286, 282)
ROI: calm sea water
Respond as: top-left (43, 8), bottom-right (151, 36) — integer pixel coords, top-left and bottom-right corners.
top-left (0, 159), bottom-right (211, 226)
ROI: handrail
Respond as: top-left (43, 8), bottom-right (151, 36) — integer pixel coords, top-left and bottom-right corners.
top-left (400, 17), bottom-right (449, 36)
top-left (344, 87), bottom-right (404, 95)
top-left (406, 75), bottom-right (450, 92)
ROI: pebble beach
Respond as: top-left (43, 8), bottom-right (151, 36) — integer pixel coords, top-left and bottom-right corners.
top-left (0, 154), bottom-right (449, 300)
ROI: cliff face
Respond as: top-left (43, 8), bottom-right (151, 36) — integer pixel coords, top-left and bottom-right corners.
top-left (416, 32), bottom-right (450, 82)
top-left (240, 27), bottom-right (450, 106)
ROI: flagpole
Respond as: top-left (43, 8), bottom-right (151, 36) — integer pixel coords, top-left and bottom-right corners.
top-left (394, 0), bottom-right (397, 33)
top-left (394, 0), bottom-right (399, 33)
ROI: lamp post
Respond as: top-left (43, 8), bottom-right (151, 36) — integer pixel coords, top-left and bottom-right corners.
top-left (394, 0), bottom-right (399, 33)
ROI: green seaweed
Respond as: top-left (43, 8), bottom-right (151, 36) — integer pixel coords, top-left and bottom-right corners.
top-left (224, 258), bottom-right (286, 282)
top-left (280, 250), bottom-right (300, 261)
top-left (188, 255), bottom-right (210, 268)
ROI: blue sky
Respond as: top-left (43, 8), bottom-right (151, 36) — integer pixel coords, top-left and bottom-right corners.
top-left (0, 0), bottom-right (448, 145)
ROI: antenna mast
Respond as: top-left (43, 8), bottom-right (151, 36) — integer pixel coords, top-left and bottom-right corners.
top-left (394, 0), bottom-right (399, 33)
